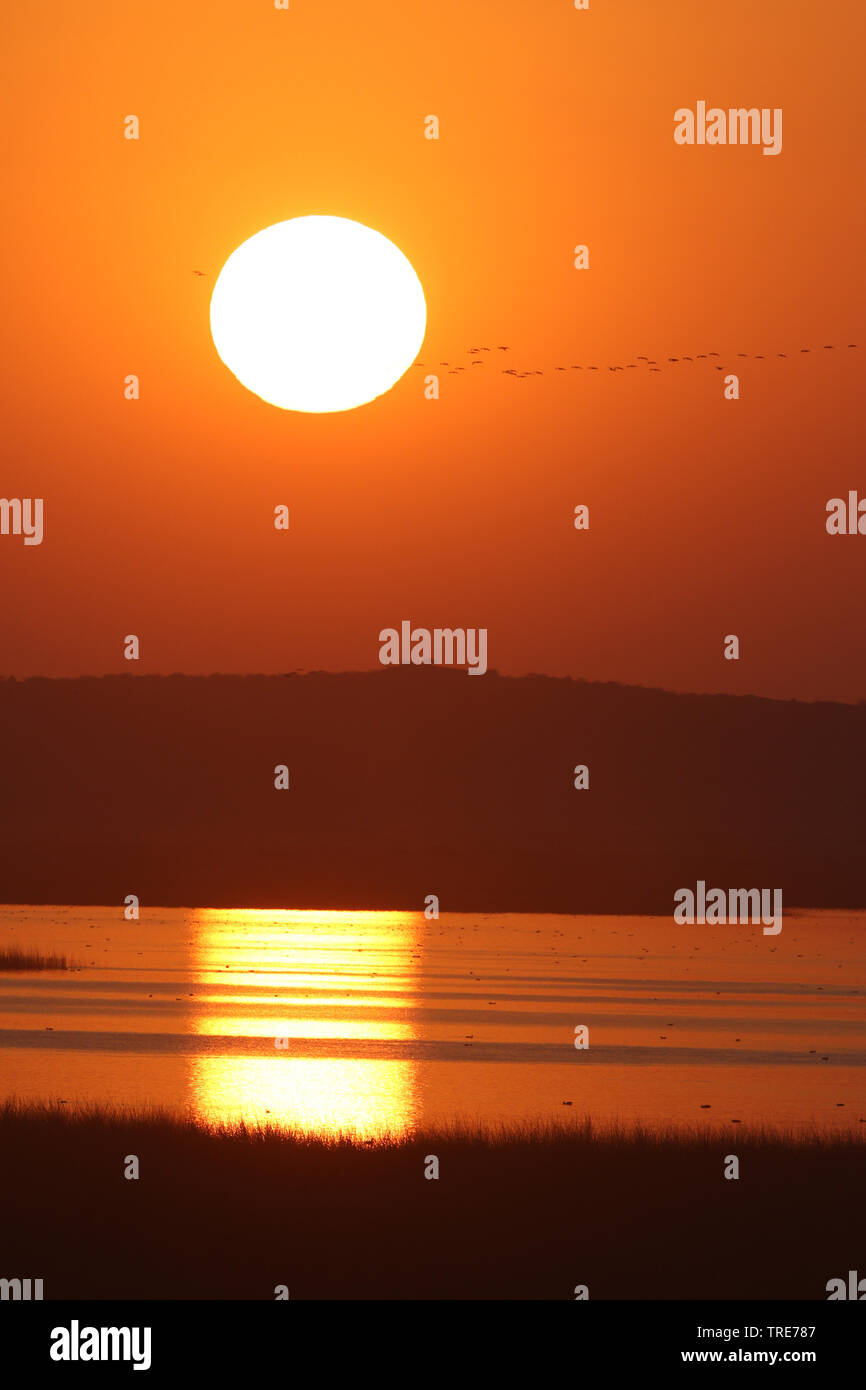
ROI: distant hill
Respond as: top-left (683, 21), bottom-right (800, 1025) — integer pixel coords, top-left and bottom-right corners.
top-left (0, 672), bottom-right (863, 912)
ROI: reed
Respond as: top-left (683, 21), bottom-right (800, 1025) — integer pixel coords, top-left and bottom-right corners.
top-left (0, 946), bottom-right (70, 971)
top-left (0, 1099), bottom-right (861, 1299)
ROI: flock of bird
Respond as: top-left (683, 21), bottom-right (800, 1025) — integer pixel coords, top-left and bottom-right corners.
top-left (413, 343), bottom-right (860, 377)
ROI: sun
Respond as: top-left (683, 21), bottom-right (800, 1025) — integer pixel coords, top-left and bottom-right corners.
top-left (209, 216), bottom-right (426, 413)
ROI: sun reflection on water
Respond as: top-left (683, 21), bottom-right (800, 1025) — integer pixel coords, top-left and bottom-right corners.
top-left (188, 908), bottom-right (419, 1139)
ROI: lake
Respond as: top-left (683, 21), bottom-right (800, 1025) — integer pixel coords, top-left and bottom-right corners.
top-left (0, 905), bottom-right (863, 1137)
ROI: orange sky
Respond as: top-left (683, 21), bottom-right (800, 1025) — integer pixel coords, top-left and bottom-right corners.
top-left (1, 0), bottom-right (864, 700)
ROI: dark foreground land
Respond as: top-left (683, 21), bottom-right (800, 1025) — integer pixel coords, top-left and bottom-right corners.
top-left (1, 1103), bottom-right (863, 1300)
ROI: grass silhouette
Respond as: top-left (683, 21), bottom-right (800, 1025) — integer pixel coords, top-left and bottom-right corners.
top-left (1, 1100), bottom-right (862, 1299)
top-left (0, 947), bottom-right (70, 971)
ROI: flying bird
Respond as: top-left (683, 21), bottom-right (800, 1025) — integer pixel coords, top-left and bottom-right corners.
top-left (441, 337), bottom-right (849, 385)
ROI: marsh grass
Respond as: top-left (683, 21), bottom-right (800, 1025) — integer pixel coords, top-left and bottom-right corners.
top-left (0, 1099), bottom-right (862, 1299)
top-left (0, 1097), bottom-right (861, 1152)
top-left (0, 946), bottom-right (71, 971)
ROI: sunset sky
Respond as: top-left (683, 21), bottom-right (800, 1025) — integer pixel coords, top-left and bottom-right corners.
top-left (2, 0), bottom-right (864, 701)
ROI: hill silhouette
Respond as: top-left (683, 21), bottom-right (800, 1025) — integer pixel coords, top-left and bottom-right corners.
top-left (0, 671), bottom-right (862, 912)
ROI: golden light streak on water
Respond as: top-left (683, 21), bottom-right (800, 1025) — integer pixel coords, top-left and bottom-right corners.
top-left (188, 908), bottom-right (420, 1138)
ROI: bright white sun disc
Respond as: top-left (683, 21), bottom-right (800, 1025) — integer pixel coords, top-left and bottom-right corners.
top-left (210, 216), bottom-right (426, 412)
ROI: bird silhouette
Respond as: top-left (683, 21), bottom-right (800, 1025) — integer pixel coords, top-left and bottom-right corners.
top-left (193, 270), bottom-right (205, 277)
top-left (437, 339), bottom-right (857, 386)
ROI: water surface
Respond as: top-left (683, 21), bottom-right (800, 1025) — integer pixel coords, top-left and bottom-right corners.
top-left (1, 906), bottom-right (863, 1137)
